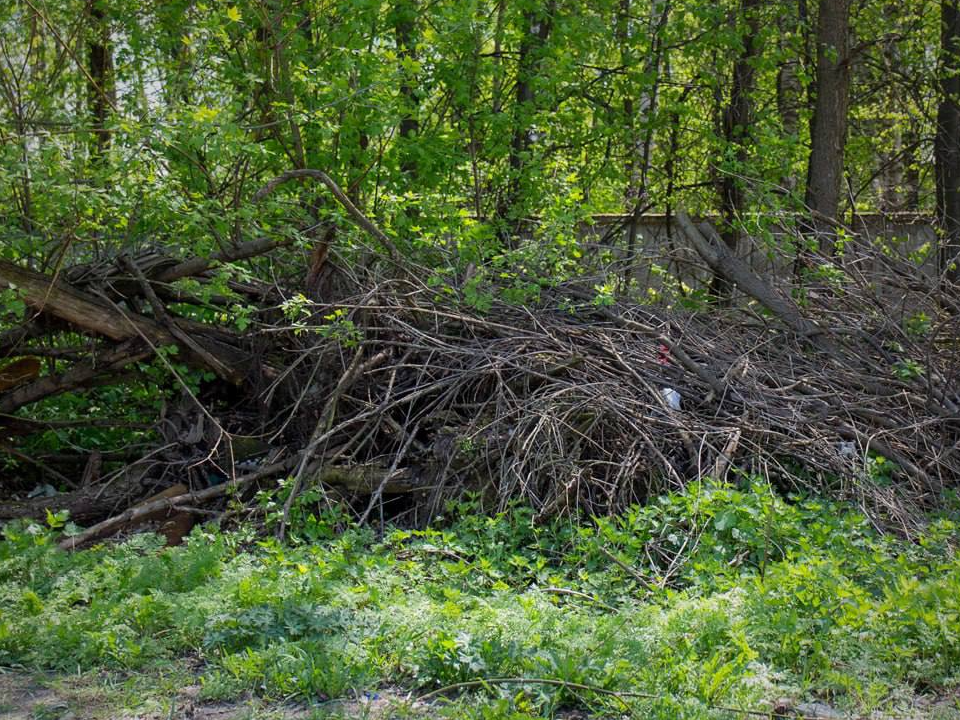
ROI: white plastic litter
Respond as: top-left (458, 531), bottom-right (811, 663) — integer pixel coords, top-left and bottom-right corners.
top-left (661, 386), bottom-right (682, 410)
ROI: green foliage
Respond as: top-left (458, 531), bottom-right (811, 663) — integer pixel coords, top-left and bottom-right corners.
top-left (1, 482), bottom-right (958, 717)
top-left (0, 0), bottom-right (946, 480)
top-left (0, 0), bottom-right (941, 282)
top-left (0, 286), bottom-right (26, 321)
top-left (893, 358), bottom-right (925, 380)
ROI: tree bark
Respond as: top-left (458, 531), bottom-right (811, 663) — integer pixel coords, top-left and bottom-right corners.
top-left (777, 7), bottom-right (803, 193)
top-left (937, 0), bottom-right (960, 288)
top-left (804, 0), bottom-right (852, 253)
top-left (500, 1), bottom-right (556, 240)
top-left (0, 341), bottom-right (151, 414)
top-left (876, 5), bottom-right (907, 212)
top-left (87, 0), bottom-right (115, 157)
top-left (393, 0), bottom-right (420, 179)
top-left (713, 0), bottom-right (761, 300)
top-left (620, 0), bottom-right (670, 285)
top-left (618, 0), bottom-right (638, 208)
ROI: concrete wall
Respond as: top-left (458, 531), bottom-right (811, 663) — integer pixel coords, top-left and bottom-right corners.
top-left (578, 213), bottom-right (939, 304)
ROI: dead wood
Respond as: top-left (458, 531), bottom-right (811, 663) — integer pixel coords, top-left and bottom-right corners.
top-left (2, 200), bottom-right (959, 543)
top-left (66, 483), bottom-right (194, 548)
top-left (0, 260), bottom-right (252, 385)
top-left (675, 211), bottom-right (837, 353)
top-left (57, 459), bottom-right (293, 550)
top-left (0, 463), bottom-right (151, 524)
top-left (0, 357), bottom-right (41, 390)
top-left (155, 237), bottom-right (290, 284)
top-left (52, 457), bottom-right (426, 549)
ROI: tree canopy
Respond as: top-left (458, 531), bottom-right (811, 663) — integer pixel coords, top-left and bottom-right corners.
top-left (0, 0), bottom-right (947, 273)
top-left (1, 0), bottom-right (958, 529)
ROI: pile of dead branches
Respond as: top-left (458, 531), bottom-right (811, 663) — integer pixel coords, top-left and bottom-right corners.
top-left (2, 173), bottom-right (958, 544)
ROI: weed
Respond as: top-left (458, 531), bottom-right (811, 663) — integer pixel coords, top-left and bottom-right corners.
top-left (1, 479), bottom-right (957, 718)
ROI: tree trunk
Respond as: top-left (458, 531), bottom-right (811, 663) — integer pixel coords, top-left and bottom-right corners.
top-left (902, 127), bottom-right (921, 211)
top-left (620, 0), bottom-right (670, 288)
top-left (878, 130), bottom-right (905, 212)
top-left (618, 0), bottom-right (637, 207)
top-left (618, 0), bottom-right (640, 282)
top-left (877, 5), bottom-right (906, 212)
top-left (393, 0), bottom-right (420, 179)
top-left (713, 0), bottom-right (761, 300)
top-left (804, 0), bottom-right (852, 253)
top-left (0, 465), bottom-right (150, 524)
top-left (500, 1), bottom-right (556, 241)
top-left (777, 6), bottom-right (803, 194)
top-left (937, 0), bottom-right (960, 288)
top-left (87, 0), bottom-right (114, 157)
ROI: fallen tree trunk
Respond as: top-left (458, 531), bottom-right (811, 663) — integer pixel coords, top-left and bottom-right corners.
top-left (0, 260), bottom-right (255, 393)
top-left (674, 211), bottom-right (838, 353)
top-left (1, 260), bottom-right (171, 344)
top-left (54, 459), bottom-right (429, 549)
top-left (57, 483), bottom-right (195, 548)
top-left (0, 464), bottom-right (151, 524)
top-left (53, 460), bottom-right (288, 549)
top-left (315, 463), bottom-right (427, 495)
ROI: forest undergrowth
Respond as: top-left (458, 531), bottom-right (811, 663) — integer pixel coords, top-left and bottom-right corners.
top-left (2, 479), bottom-right (959, 720)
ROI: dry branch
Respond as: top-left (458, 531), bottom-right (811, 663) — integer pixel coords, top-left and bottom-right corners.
top-left (674, 212), bottom-right (837, 352)
top-left (0, 340), bottom-right (153, 414)
top-left (57, 458), bottom-right (293, 550)
top-left (3, 212), bottom-right (958, 542)
top-left (154, 237), bottom-right (289, 284)
top-left (0, 259), bottom-right (254, 395)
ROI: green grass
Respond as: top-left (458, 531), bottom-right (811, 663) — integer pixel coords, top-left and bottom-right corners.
top-left (1, 478), bottom-right (959, 719)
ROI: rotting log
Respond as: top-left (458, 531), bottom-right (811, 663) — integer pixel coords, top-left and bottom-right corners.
top-left (0, 357), bottom-right (40, 391)
top-left (0, 260), bottom-right (254, 386)
top-left (40, 460), bottom-right (426, 550)
top-left (57, 458), bottom-right (293, 549)
top-left (313, 463), bottom-right (426, 494)
top-left (0, 259), bottom-right (165, 341)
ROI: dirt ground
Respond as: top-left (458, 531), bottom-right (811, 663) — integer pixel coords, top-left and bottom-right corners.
top-left (0, 671), bottom-right (420, 720)
top-left (3, 669), bottom-right (959, 720)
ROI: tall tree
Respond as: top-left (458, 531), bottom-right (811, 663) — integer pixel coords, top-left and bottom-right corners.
top-left (500, 1), bottom-right (556, 240)
top-left (804, 0), bottom-right (852, 252)
top-left (776, 6), bottom-right (803, 193)
top-left (713, 0), bottom-right (761, 299)
top-left (876, 6), bottom-right (905, 212)
top-left (620, 0), bottom-right (670, 269)
top-left (392, 0), bottom-right (420, 179)
top-left (937, 0), bottom-right (960, 286)
top-left (86, 0), bottom-right (114, 158)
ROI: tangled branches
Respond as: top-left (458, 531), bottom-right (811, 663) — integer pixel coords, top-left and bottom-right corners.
top-left (1, 185), bottom-right (958, 540)
top-left (256, 279), bottom-right (957, 533)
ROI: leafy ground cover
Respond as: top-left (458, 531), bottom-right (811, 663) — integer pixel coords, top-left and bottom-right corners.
top-left (1, 480), bottom-right (959, 719)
